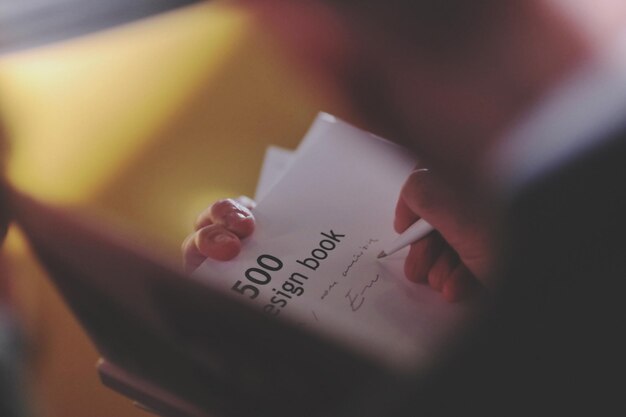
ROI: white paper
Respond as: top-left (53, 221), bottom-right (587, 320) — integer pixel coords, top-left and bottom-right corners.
top-left (254, 145), bottom-right (294, 201)
top-left (195, 114), bottom-right (469, 371)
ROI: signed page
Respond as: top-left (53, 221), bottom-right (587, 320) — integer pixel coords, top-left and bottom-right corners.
top-left (195, 114), bottom-right (469, 371)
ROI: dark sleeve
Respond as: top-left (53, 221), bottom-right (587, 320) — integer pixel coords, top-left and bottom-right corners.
top-left (385, 127), bottom-right (626, 417)
top-left (493, 126), bottom-right (626, 414)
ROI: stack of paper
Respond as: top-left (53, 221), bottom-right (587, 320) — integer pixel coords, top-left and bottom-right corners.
top-left (196, 113), bottom-right (469, 371)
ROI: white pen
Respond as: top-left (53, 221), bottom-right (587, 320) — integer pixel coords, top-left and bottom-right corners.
top-left (377, 218), bottom-right (434, 259)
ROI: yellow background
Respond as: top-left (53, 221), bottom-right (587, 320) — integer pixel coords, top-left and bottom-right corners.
top-left (0, 3), bottom-right (347, 416)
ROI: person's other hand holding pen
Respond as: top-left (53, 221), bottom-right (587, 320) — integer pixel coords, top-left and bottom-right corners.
top-left (390, 168), bottom-right (494, 302)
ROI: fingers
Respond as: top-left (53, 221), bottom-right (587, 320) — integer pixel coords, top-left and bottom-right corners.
top-left (182, 197), bottom-right (256, 272)
top-left (394, 168), bottom-right (432, 233)
top-left (404, 233), bottom-right (444, 283)
top-left (182, 233), bottom-right (209, 273)
top-left (399, 168), bottom-right (458, 236)
top-left (195, 197), bottom-right (256, 237)
top-left (428, 247), bottom-right (460, 291)
top-left (195, 225), bottom-right (242, 261)
top-left (394, 194), bottom-right (421, 233)
top-left (442, 265), bottom-right (478, 303)
top-left (182, 225), bottom-right (241, 273)
top-left (396, 168), bottom-right (492, 296)
top-left (404, 239), bottom-right (479, 302)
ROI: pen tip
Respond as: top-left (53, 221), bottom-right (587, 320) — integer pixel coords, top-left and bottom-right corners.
top-left (377, 251), bottom-right (387, 259)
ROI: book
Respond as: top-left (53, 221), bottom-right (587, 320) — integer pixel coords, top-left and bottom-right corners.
top-left (195, 114), bottom-right (471, 371)
top-left (2, 113), bottom-right (476, 417)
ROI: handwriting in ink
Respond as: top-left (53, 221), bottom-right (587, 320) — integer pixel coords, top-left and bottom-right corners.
top-left (311, 311), bottom-right (320, 322)
top-left (345, 274), bottom-right (380, 312)
top-left (345, 289), bottom-right (365, 312)
top-left (321, 281), bottom-right (338, 300)
top-left (342, 238), bottom-right (379, 277)
top-left (360, 274), bottom-right (380, 294)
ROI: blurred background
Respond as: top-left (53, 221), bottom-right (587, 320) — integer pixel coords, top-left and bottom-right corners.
top-left (0, 1), bottom-right (348, 416)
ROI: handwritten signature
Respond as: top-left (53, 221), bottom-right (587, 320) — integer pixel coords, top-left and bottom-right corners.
top-left (321, 281), bottom-right (338, 300)
top-left (311, 311), bottom-right (320, 322)
top-left (345, 274), bottom-right (380, 312)
top-left (342, 238), bottom-right (379, 277)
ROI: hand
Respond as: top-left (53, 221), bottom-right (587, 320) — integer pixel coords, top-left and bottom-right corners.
top-left (395, 168), bottom-right (493, 302)
top-left (181, 196), bottom-right (256, 273)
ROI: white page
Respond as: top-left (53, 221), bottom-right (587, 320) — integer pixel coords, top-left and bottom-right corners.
top-left (253, 113), bottom-right (339, 202)
top-left (195, 114), bottom-right (471, 371)
top-left (254, 145), bottom-right (294, 201)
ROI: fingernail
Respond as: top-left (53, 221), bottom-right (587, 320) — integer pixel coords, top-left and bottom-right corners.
top-left (225, 211), bottom-right (248, 228)
top-left (212, 232), bottom-right (236, 244)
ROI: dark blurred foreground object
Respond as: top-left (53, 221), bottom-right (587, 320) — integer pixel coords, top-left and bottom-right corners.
top-left (396, 126), bottom-right (626, 416)
top-left (0, 307), bottom-right (29, 417)
top-left (4, 124), bottom-right (625, 417)
top-left (1, 1), bottom-right (203, 415)
top-left (0, 0), bottom-right (201, 54)
top-left (1, 183), bottom-right (416, 417)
